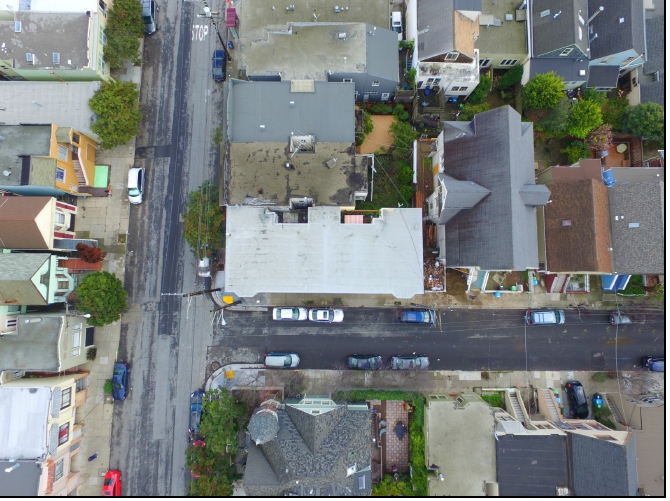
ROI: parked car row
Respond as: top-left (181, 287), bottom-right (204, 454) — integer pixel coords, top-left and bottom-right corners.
top-left (263, 352), bottom-right (430, 370)
top-left (271, 307), bottom-right (438, 325)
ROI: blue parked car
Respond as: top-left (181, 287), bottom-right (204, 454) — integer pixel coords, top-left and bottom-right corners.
top-left (112, 362), bottom-right (129, 401)
top-left (212, 50), bottom-right (226, 81)
top-left (189, 390), bottom-right (206, 439)
top-left (399, 309), bottom-right (435, 325)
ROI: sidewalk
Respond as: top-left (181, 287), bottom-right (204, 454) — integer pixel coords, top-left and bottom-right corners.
top-left (69, 61), bottom-right (141, 496)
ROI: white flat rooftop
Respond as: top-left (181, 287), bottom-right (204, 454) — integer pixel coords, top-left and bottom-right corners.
top-left (225, 206), bottom-right (424, 298)
top-left (0, 387), bottom-right (51, 460)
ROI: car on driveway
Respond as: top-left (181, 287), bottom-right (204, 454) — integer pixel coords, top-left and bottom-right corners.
top-left (399, 308), bottom-right (435, 325)
top-left (264, 352), bottom-right (300, 368)
top-left (525, 309), bottom-right (565, 325)
top-left (111, 362), bottom-right (129, 401)
top-left (212, 49), bottom-right (226, 81)
top-left (391, 355), bottom-right (430, 370)
top-left (565, 380), bottom-right (589, 419)
top-left (642, 356), bottom-right (664, 371)
top-left (308, 308), bottom-right (344, 323)
top-left (272, 307), bottom-right (308, 321)
top-left (102, 469), bottom-right (122, 496)
top-left (189, 390), bottom-right (206, 438)
top-left (347, 354), bottom-right (382, 370)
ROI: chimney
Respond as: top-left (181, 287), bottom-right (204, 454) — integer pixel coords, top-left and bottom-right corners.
top-left (587, 6), bottom-right (604, 24)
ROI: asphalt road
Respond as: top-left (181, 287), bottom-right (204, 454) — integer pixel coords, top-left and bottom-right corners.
top-left (111, 0), bottom-right (224, 496)
top-left (214, 307), bottom-right (666, 371)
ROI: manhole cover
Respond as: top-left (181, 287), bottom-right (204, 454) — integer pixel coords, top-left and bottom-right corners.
top-left (211, 361), bottom-right (221, 372)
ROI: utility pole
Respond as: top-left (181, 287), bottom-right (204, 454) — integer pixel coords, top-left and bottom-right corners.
top-left (192, 0), bottom-right (232, 61)
top-left (161, 287), bottom-right (222, 298)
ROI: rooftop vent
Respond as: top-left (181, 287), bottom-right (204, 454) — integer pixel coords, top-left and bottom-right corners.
top-left (338, 32), bottom-right (346, 39)
top-left (14, 21), bottom-right (21, 32)
top-left (540, 9), bottom-right (550, 17)
top-left (505, 13), bottom-right (513, 21)
top-left (628, 222), bottom-right (639, 228)
top-left (579, 69), bottom-right (586, 76)
top-left (26, 52), bottom-right (33, 63)
top-left (619, 17), bottom-right (624, 23)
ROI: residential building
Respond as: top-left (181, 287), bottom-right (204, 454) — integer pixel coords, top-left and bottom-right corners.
top-left (225, 79), bottom-right (368, 207)
top-left (242, 22), bottom-right (399, 103)
top-left (243, 395), bottom-right (371, 496)
top-left (605, 392), bottom-right (664, 496)
top-left (586, 0), bottom-right (646, 88)
top-left (0, 252), bottom-right (75, 306)
top-left (638, 15), bottom-right (664, 106)
top-left (224, 206), bottom-right (424, 299)
top-left (0, 373), bottom-right (88, 496)
top-left (475, 0), bottom-right (530, 70)
top-left (0, 313), bottom-right (93, 379)
top-left (0, 125), bottom-right (103, 198)
top-left (0, 0), bottom-right (110, 81)
top-left (406, 0), bottom-right (482, 98)
top-left (425, 106), bottom-right (550, 278)
top-left (0, 196), bottom-right (89, 251)
top-left (0, 81), bottom-right (103, 143)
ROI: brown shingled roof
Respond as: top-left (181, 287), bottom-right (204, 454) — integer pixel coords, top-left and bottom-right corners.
top-left (544, 179), bottom-right (612, 273)
top-left (0, 196), bottom-right (53, 249)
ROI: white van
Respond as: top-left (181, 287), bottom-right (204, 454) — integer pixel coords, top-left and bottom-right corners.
top-left (264, 352), bottom-right (300, 368)
top-left (391, 11), bottom-right (402, 41)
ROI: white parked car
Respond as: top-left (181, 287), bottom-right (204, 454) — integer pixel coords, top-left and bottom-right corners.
top-left (272, 307), bottom-right (308, 321)
top-left (127, 167), bottom-right (145, 204)
top-left (308, 308), bottom-right (344, 323)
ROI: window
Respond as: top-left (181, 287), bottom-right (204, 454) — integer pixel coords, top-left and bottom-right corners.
top-left (540, 9), bottom-right (550, 17)
top-left (72, 330), bottom-right (81, 348)
top-left (342, 78), bottom-right (353, 83)
top-left (458, 86), bottom-right (468, 91)
top-left (98, 56), bottom-right (105, 73)
top-left (417, 80), bottom-right (423, 88)
top-left (451, 86), bottom-right (460, 91)
top-left (578, 26), bottom-right (582, 40)
top-left (367, 91), bottom-right (378, 95)
top-left (54, 459), bottom-right (64, 481)
top-left (479, 58), bottom-right (491, 67)
top-left (578, 13), bottom-right (585, 25)
top-left (26, 52), bottom-right (33, 63)
top-left (58, 423), bottom-right (70, 445)
top-left (72, 133), bottom-right (80, 145)
top-left (56, 167), bottom-right (66, 182)
top-left (598, 56), bottom-right (614, 64)
top-left (15, 21), bottom-right (21, 32)
top-left (426, 78), bottom-right (434, 85)
top-left (371, 81), bottom-right (380, 86)
top-left (53, 53), bottom-right (60, 65)
top-left (560, 48), bottom-right (573, 56)
top-left (445, 52), bottom-right (458, 60)
top-left (55, 212), bottom-right (65, 224)
top-left (354, 90), bottom-right (359, 99)
top-left (99, 0), bottom-right (107, 16)
top-left (500, 59), bottom-right (518, 66)
top-left (381, 92), bottom-right (390, 101)
top-left (621, 55), bottom-right (639, 67)
top-left (60, 387), bottom-right (72, 410)
top-left (58, 145), bottom-right (68, 161)
top-left (99, 28), bottom-right (107, 46)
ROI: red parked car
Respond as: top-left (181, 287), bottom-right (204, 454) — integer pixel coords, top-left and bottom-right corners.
top-left (102, 470), bottom-right (122, 496)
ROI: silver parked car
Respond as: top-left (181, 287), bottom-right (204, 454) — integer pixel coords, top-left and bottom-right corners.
top-left (391, 355), bottom-right (430, 370)
top-left (272, 307), bottom-right (308, 321)
top-left (308, 308), bottom-right (344, 323)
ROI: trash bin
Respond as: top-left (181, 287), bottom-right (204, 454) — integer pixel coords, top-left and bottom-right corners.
top-left (494, 291), bottom-right (502, 298)
top-left (227, 40), bottom-right (234, 50)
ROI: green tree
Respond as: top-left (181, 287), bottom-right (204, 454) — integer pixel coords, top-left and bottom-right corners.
top-left (406, 68), bottom-right (417, 89)
top-left (522, 72), bottom-right (565, 110)
top-left (390, 118), bottom-right (418, 149)
top-left (392, 103), bottom-right (410, 122)
top-left (182, 182), bottom-right (225, 259)
top-left (466, 75), bottom-right (492, 105)
top-left (457, 102), bottom-right (490, 121)
top-left (76, 271), bottom-right (128, 326)
top-left (198, 388), bottom-right (246, 455)
top-left (103, 0), bottom-right (145, 69)
top-left (565, 99), bottom-right (603, 138)
top-left (89, 80), bottom-right (142, 149)
top-left (561, 140), bottom-right (591, 164)
top-left (498, 65), bottom-right (524, 91)
top-left (623, 102), bottom-right (665, 141)
top-left (186, 444), bottom-right (235, 496)
top-left (582, 88), bottom-right (608, 105)
top-left (537, 97), bottom-right (571, 137)
top-left (601, 98), bottom-right (629, 132)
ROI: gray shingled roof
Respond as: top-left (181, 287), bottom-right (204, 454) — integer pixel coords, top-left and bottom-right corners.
top-left (519, 184), bottom-right (551, 207)
top-left (530, 57), bottom-right (589, 83)
top-left (608, 180), bottom-right (665, 275)
top-left (417, 0), bottom-right (455, 60)
top-left (249, 408), bottom-right (280, 445)
top-left (437, 173), bottom-right (490, 225)
top-left (227, 80), bottom-right (355, 143)
top-left (568, 432), bottom-right (638, 496)
top-left (587, 65), bottom-right (620, 88)
top-left (496, 434), bottom-right (568, 497)
top-left (365, 23), bottom-right (401, 82)
top-left (643, 15), bottom-right (664, 75)
top-left (244, 404), bottom-right (372, 496)
top-left (587, 0), bottom-right (646, 59)
top-left (640, 80), bottom-right (665, 106)
top-left (531, 0), bottom-right (589, 57)
top-left (441, 106), bottom-right (544, 270)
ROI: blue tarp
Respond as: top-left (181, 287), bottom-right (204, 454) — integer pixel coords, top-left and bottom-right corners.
top-left (602, 274), bottom-right (630, 291)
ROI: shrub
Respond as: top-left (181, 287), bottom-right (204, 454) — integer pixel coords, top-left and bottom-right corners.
top-left (582, 88), bottom-right (607, 105)
top-left (393, 104), bottom-right (409, 122)
top-left (537, 97), bottom-right (571, 137)
top-left (374, 475), bottom-right (414, 496)
top-left (390, 118), bottom-right (418, 149)
top-left (565, 99), bottom-right (603, 138)
top-left (623, 102), bottom-right (665, 141)
top-left (77, 243), bottom-right (107, 263)
top-left (592, 406), bottom-right (616, 430)
top-left (458, 102), bottom-right (490, 121)
top-left (480, 393), bottom-right (503, 408)
top-left (89, 80), bottom-right (142, 149)
top-left (397, 163), bottom-right (414, 185)
top-left (406, 68), bottom-right (417, 89)
top-left (561, 141), bottom-right (591, 164)
top-left (522, 72), bottom-right (565, 110)
top-left (592, 372), bottom-right (608, 383)
top-left (601, 98), bottom-right (629, 132)
top-left (86, 347), bottom-right (98, 361)
top-left (467, 75), bottom-right (492, 105)
top-left (104, 379), bottom-right (113, 394)
top-left (363, 111), bottom-right (374, 134)
top-left (586, 124), bottom-right (613, 153)
top-left (103, 0), bottom-right (145, 69)
top-left (498, 65), bottom-right (524, 90)
top-left (370, 102), bottom-right (393, 115)
top-left (399, 185), bottom-right (414, 203)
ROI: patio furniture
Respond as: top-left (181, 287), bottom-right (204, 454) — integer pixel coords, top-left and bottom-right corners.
top-left (379, 420), bottom-right (387, 428)
top-left (379, 428), bottom-right (387, 439)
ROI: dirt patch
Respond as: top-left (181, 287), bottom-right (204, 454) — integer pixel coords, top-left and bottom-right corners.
top-left (445, 268), bottom-right (468, 295)
top-left (359, 115), bottom-right (395, 154)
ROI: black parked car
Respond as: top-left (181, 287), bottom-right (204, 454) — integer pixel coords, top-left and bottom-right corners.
top-left (565, 381), bottom-right (589, 419)
top-left (189, 390), bottom-right (206, 439)
top-left (212, 50), bottom-right (226, 81)
top-left (347, 355), bottom-right (382, 370)
top-left (112, 362), bottom-right (129, 401)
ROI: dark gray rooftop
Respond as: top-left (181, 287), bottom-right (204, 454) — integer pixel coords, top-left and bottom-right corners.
top-left (0, 461), bottom-right (42, 496)
top-left (496, 434), bottom-right (568, 497)
top-left (249, 408), bottom-right (280, 445)
top-left (365, 23), bottom-right (400, 83)
top-left (587, 0), bottom-right (646, 59)
top-left (437, 173), bottom-right (491, 225)
top-left (0, 125), bottom-right (52, 186)
top-left (529, 57), bottom-right (589, 82)
top-left (441, 106), bottom-right (545, 270)
top-left (642, 15), bottom-right (664, 75)
top-left (531, 0), bottom-right (588, 57)
top-left (608, 180), bottom-right (664, 275)
top-left (568, 432), bottom-right (638, 496)
top-left (587, 65), bottom-right (620, 88)
top-left (227, 80), bottom-right (355, 143)
top-left (0, 12), bottom-right (90, 70)
top-left (417, 0), bottom-right (481, 60)
top-left (640, 80), bottom-right (665, 106)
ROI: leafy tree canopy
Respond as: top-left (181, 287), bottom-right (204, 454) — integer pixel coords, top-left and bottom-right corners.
top-left (76, 271), bottom-right (128, 326)
top-left (586, 124), bottom-right (613, 153)
top-left (565, 99), bottom-right (603, 138)
top-left (89, 80), bottom-right (142, 149)
top-left (103, 0), bottom-right (145, 69)
top-left (601, 98), bottom-right (630, 132)
top-left (390, 118), bottom-right (418, 150)
top-left (467, 75), bottom-right (492, 105)
top-left (498, 65), bottom-right (524, 91)
top-left (522, 72), bottom-right (565, 110)
top-left (182, 182), bottom-right (225, 259)
top-left (561, 140), bottom-right (591, 164)
top-left (197, 388), bottom-right (246, 456)
top-left (536, 96), bottom-right (571, 137)
top-left (623, 102), bottom-right (665, 141)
